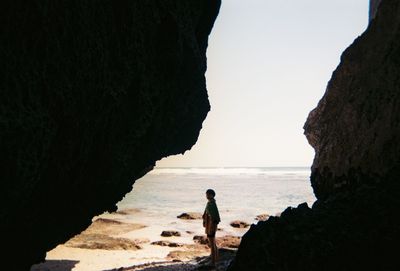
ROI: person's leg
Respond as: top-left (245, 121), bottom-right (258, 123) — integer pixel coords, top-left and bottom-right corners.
top-left (213, 239), bottom-right (218, 264)
top-left (208, 236), bottom-right (216, 266)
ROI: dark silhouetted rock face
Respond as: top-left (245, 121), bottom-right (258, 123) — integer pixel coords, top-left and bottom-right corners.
top-left (0, 1), bottom-right (220, 269)
top-left (304, 0), bottom-right (400, 200)
top-left (370, 0), bottom-right (383, 21)
top-left (228, 0), bottom-right (400, 270)
top-left (229, 182), bottom-right (400, 271)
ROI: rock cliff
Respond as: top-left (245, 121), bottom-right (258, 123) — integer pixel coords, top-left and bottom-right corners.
top-left (304, 0), bottom-right (400, 200)
top-left (370, 0), bottom-right (383, 21)
top-left (0, 1), bottom-right (220, 269)
top-left (229, 0), bottom-right (400, 270)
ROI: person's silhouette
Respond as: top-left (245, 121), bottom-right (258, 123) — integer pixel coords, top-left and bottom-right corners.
top-left (202, 189), bottom-right (221, 267)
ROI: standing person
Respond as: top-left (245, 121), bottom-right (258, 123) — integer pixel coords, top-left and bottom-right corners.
top-left (202, 189), bottom-right (221, 267)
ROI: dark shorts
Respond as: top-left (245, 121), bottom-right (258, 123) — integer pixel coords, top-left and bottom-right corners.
top-left (207, 232), bottom-right (216, 238)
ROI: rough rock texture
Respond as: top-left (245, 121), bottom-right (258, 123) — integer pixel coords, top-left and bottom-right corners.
top-left (66, 233), bottom-right (143, 250)
top-left (102, 248), bottom-right (236, 271)
top-left (370, 0), bottom-right (383, 21)
top-left (304, 0), bottom-right (400, 200)
top-left (151, 240), bottom-right (184, 247)
top-left (230, 220), bottom-right (250, 228)
top-left (230, 187), bottom-right (400, 271)
top-left (161, 230), bottom-right (181, 237)
top-left (228, 0), bottom-right (400, 270)
top-left (255, 214), bottom-right (269, 221)
top-left (193, 234), bottom-right (242, 249)
top-left (76, 218), bottom-right (146, 235)
top-left (216, 235), bottom-right (241, 249)
top-left (193, 235), bottom-right (209, 245)
top-left (166, 245), bottom-right (209, 261)
top-left (177, 212), bottom-right (203, 220)
top-left (0, 1), bottom-right (221, 269)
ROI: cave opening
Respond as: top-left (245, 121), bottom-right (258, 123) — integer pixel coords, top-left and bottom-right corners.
top-left (30, 1), bottom-right (372, 271)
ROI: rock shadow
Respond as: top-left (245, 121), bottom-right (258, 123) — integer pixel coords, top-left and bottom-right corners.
top-left (103, 248), bottom-right (236, 271)
top-left (103, 261), bottom-right (196, 271)
top-left (30, 259), bottom-right (79, 271)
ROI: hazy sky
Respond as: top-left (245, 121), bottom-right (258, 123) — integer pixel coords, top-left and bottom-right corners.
top-left (158, 0), bottom-right (369, 168)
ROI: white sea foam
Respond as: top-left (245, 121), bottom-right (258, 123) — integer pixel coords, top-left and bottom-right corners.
top-left (148, 167), bottom-right (310, 176)
top-left (119, 167), bottom-right (315, 233)
top-left (35, 167), bottom-right (316, 271)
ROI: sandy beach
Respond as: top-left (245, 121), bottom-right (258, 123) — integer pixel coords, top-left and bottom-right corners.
top-left (31, 210), bottom-right (245, 271)
top-left (31, 168), bottom-right (315, 271)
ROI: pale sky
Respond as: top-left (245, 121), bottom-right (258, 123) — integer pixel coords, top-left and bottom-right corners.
top-left (158, 0), bottom-right (369, 168)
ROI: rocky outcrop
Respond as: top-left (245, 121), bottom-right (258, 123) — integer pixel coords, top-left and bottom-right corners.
top-left (177, 212), bottom-right (203, 220)
top-left (66, 234), bottom-right (143, 250)
top-left (151, 240), bottom-right (184, 247)
top-left (217, 235), bottom-right (241, 249)
top-left (0, 1), bottom-right (220, 269)
top-left (230, 220), bottom-right (250, 228)
top-left (161, 230), bottom-right (181, 237)
top-left (193, 235), bottom-right (209, 245)
top-left (304, 0), bottom-right (400, 200)
top-left (77, 218), bottom-right (146, 236)
top-left (228, 0), bottom-right (400, 270)
top-left (255, 214), bottom-right (270, 221)
top-left (230, 183), bottom-right (400, 271)
top-left (193, 234), bottom-right (242, 249)
top-left (370, 0), bottom-right (383, 21)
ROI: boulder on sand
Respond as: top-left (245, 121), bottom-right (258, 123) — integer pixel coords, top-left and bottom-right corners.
top-left (66, 233), bottom-right (142, 250)
top-left (255, 214), bottom-right (270, 221)
top-left (151, 240), bottom-right (183, 247)
top-left (177, 212), bottom-right (203, 220)
top-left (193, 235), bottom-right (209, 245)
top-left (161, 230), bottom-right (181, 237)
top-left (194, 234), bottom-right (241, 248)
top-left (87, 218), bottom-right (146, 235)
top-left (230, 220), bottom-right (250, 228)
top-left (167, 250), bottom-right (207, 261)
top-left (217, 235), bottom-right (241, 249)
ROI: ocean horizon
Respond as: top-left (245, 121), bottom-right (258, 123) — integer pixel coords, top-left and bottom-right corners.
top-left (114, 166), bottom-right (316, 243)
top-left (33, 166), bottom-right (316, 271)
top-left (149, 166), bottom-right (310, 175)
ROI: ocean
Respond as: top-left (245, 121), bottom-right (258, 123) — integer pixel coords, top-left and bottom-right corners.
top-left (114, 167), bottom-right (316, 238)
top-left (32, 167), bottom-right (317, 271)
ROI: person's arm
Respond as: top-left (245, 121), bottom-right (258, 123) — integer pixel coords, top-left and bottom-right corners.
top-left (213, 203), bottom-right (221, 224)
top-left (208, 202), bottom-right (221, 224)
top-left (202, 204), bottom-right (208, 227)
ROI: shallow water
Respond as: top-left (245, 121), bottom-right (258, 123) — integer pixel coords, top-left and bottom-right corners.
top-left (32, 167), bottom-right (317, 271)
top-left (115, 167), bottom-right (316, 237)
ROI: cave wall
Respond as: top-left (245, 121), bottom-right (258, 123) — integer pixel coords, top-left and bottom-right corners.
top-left (0, 1), bottom-right (221, 269)
top-left (369, 0), bottom-right (383, 21)
top-left (229, 0), bottom-right (400, 270)
top-left (304, 0), bottom-right (400, 200)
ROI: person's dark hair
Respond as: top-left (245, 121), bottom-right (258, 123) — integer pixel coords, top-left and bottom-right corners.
top-left (206, 189), bottom-right (216, 197)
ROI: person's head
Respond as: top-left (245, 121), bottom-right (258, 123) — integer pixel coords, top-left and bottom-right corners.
top-left (206, 189), bottom-right (216, 200)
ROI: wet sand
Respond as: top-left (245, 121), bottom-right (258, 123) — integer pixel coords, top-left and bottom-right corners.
top-left (31, 211), bottom-right (246, 271)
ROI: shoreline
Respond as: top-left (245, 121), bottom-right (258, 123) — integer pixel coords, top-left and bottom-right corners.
top-left (31, 169), bottom-right (314, 271)
top-left (31, 211), bottom-right (250, 271)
